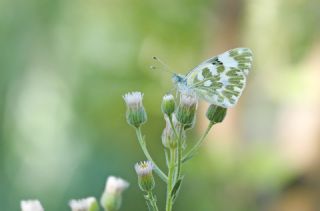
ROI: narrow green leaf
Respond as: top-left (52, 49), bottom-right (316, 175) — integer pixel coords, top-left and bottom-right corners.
top-left (171, 177), bottom-right (184, 202)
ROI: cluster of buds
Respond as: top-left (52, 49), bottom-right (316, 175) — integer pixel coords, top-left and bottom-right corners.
top-left (124, 90), bottom-right (229, 211)
top-left (69, 197), bottom-right (99, 211)
top-left (100, 176), bottom-right (130, 211)
top-left (134, 161), bottom-right (155, 192)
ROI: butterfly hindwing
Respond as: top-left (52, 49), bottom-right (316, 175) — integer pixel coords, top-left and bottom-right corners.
top-left (184, 48), bottom-right (253, 108)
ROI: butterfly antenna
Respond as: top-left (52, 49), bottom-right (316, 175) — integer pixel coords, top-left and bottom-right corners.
top-left (152, 56), bottom-right (175, 74)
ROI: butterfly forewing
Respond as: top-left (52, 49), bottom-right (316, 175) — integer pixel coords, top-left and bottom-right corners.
top-left (185, 48), bottom-right (253, 108)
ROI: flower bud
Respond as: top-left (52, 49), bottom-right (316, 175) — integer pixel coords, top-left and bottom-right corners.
top-left (176, 93), bottom-right (198, 128)
top-left (100, 176), bottom-right (129, 211)
top-left (206, 104), bottom-right (227, 124)
top-left (69, 197), bottom-right (99, 211)
top-left (21, 200), bottom-right (44, 211)
top-left (161, 94), bottom-right (175, 116)
top-left (134, 161), bottom-right (155, 192)
top-left (161, 115), bottom-right (179, 148)
top-left (123, 92), bottom-right (147, 128)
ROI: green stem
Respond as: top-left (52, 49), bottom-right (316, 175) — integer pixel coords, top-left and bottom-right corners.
top-left (182, 122), bottom-right (214, 163)
top-left (165, 148), bottom-right (176, 211)
top-left (135, 127), bottom-right (168, 183)
top-left (168, 114), bottom-right (178, 137)
top-left (175, 125), bottom-right (184, 181)
top-left (147, 191), bottom-right (159, 211)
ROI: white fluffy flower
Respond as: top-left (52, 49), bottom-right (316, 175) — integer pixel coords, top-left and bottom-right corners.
top-left (100, 176), bottom-right (129, 211)
top-left (105, 176), bottom-right (129, 195)
top-left (69, 197), bottom-right (98, 211)
top-left (134, 161), bottom-right (154, 176)
top-left (21, 200), bottom-right (44, 211)
top-left (163, 94), bottom-right (174, 101)
top-left (180, 93), bottom-right (198, 107)
top-left (123, 91), bottom-right (147, 127)
top-left (134, 161), bottom-right (155, 191)
top-left (123, 92), bottom-right (144, 109)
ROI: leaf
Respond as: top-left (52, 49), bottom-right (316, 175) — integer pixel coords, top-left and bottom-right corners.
top-left (171, 177), bottom-right (184, 202)
top-left (182, 153), bottom-right (195, 163)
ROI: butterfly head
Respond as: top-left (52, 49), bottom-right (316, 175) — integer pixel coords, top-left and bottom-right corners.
top-left (172, 73), bottom-right (189, 93)
top-left (172, 74), bottom-right (185, 85)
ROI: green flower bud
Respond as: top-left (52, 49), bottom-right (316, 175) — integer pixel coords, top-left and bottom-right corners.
top-left (123, 92), bottom-right (147, 128)
top-left (161, 94), bottom-right (175, 116)
top-left (100, 176), bottom-right (129, 211)
top-left (134, 161), bottom-right (155, 192)
top-left (206, 104), bottom-right (227, 124)
top-left (69, 197), bottom-right (99, 211)
top-left (161, 115), bottom-right (179, 149)
top-left (176, 93), bottom-right (198, 128)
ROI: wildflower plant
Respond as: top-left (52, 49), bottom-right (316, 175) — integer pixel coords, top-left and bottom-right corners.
top-left (123, 91), bottom-right (228, 211)
top-left (123, 48), bottom-right (252, 210)
top-left (19, 48), bottom-right (251, 211)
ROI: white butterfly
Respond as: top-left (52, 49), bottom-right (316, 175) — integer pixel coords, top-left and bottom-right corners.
top-left (172, 48), bottom-right (253, 108)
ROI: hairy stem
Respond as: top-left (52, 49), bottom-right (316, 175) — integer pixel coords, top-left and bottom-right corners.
top-left (165, 147), bottom-right (176, 211)
top-left (147, 191), bottom-right (159, 211)
top-left (175, 125), bottom-right (184, 181)
top-left (182, 122), bottom-right (213, 163)
top-left (135, 127), bottom-right (168, 183)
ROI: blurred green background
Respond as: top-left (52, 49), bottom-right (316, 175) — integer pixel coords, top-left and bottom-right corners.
top-left (1, 0), bottom-right (320, 210)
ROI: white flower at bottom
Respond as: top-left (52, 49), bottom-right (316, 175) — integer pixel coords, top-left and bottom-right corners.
top-left (100, 176), bottom-right (129, 211)
top-left (105, 176), bottom-right (130, 194)
top-left (21, 200), bottom-right (44, 211)
top-left (69, 197), bottom-right (98, 211)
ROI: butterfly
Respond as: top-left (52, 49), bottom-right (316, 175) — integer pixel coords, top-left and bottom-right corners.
top-left (171, 48), bottom-right (253, 108)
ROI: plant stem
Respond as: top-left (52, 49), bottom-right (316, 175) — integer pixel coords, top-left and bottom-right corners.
top-left (182, 122), bottom-right (214, 163)
top-left (165, 147), bottom-right (176, 211)
top-left (147, 191), bottom-right (159, 211)
top-left (175, 125), bottom-right (184, 181)
top-left (168, 114), bottom-right (178, 137)
top-left (135, 127), bottom-right (168, 183)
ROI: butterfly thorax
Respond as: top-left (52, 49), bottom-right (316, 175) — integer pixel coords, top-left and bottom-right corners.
top-left (172, 74), bottom-right (190, 93)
